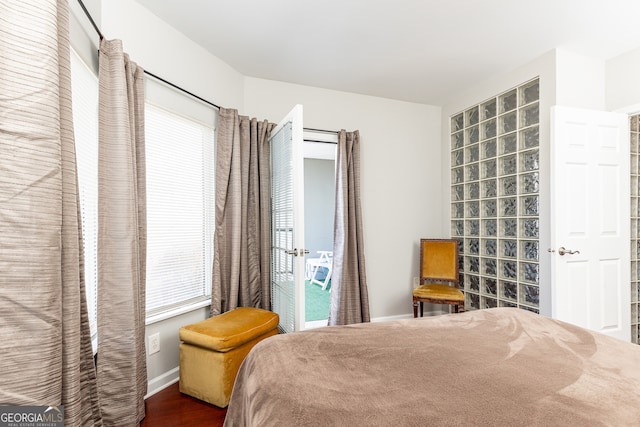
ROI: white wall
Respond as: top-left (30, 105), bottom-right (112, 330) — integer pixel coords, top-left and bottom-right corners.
top-left (607, 47), bottom-right (640, 113)
top-left (100, 0), bottom-right (244, 111)
top-left (244, 77), bottom-right (443, 320)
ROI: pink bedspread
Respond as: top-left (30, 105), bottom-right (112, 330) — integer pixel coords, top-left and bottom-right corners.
top-left (224, 308), bottom-right (640, 426)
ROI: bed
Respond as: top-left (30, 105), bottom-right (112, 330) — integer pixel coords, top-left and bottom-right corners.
top-left (224, 307), bottom-right (640, 426)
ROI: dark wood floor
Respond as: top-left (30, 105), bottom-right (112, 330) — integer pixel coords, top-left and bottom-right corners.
top-left (141, 382), bottom-right (227, 427)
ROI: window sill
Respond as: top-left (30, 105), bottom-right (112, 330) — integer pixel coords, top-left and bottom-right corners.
top-left (145, 298), bottom-right (211, 326)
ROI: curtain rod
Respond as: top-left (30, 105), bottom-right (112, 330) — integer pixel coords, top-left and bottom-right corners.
top-left (76, 0), bottom-right (221, 111)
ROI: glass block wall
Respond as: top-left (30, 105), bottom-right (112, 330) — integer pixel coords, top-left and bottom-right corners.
top-left (631, 114), bottom-right (640, 344)
top-left (451, 78), bottom-right (540, 312)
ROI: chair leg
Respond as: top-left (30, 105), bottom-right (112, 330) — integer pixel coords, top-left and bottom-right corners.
top-left (454, 304), bottom-right (459, 313)
top-left (420, 301), bottom-right (424, 317)
top-left (413, 301), bottom-right (418, 318)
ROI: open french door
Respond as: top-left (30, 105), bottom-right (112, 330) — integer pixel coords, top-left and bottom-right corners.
top-left (550, 106), bottom-right (630, 342)
top-left (270, 105), bottom-right (306, 333)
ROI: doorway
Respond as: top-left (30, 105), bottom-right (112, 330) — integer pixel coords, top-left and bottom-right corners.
top-left (303, 135), bottom-right (337, 328)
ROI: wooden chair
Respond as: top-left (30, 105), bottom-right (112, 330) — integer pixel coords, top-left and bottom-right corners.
top-left (412, 239), bottom-right (464, 317)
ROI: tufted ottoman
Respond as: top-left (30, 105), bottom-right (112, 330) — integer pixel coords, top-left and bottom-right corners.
top-left (179, 307), bottom-right (279, 407)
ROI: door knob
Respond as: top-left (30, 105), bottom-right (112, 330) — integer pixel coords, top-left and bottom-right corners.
top-left (557, 246), bottom-right (580, 256)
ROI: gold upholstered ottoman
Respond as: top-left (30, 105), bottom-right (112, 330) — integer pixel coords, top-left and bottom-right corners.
top-left (179, 307), bottom-right (279, 407)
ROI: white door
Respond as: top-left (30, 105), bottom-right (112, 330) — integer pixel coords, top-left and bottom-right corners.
top-left (270, 105), bottom-right (306, 333)
top-left (551, 106), bottom-right (630, 341)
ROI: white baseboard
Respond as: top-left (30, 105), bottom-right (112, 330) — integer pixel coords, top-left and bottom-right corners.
top-left (145, 366), bottom-right (179, 399)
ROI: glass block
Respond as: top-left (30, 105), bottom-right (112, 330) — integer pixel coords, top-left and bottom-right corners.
top-left (520, 103), bottom-right (539, 127)
top-left (501, 218), bottom-right (517, 237)
top-left (452, 113), bottom-right (464, 132)
top-left (520, 283), bottom-right (540, 306)
top-left (481, 159), bottom-right (496, 179)
top-left (633, 304), bottom-right (638, 324)
top-left (466, 292), bottom-right (480, 310)
top-left (452, 131), bottom-right (464, 150)
top-left (452, 220), bottom-right (464, 236)
top-left (502, 239), bottom-right (517, 258)
top-left (522, 219), bottom-right (539, 238)
top-left (467, 126), bottom-right (479, 144)
top-left (500, 133), bottom-right (518, 154)
top-left (467, 220), bottom-right (480, 236)
top-left (452, 149), bottom-right (464, 167)
top-left (521, 149), bottom-right (539, 171)
top-left (500, 176), bottom-right (517, 196)
top-left (468, 257), bottom-right (479, 273)
top-left (633, 325), bottom-right (638, 345)
top-left (483, 119), bottom-right (497, 140)
top-left (484, 220), bottom-right (497, 237)
top-left (466, 164), bottom-right (479, 182)
top-left (482, 200), bottom-right (497, 217)
top-left (452, 167), bottom-right (463, 184)
top-left (484, 278), bottom-right (497, 295)
top-left (521, 263), bottom-right (539, 284)
top-left (467, 274), bottom-right (480, 291)
top-left (482, 179), bottom-right (497, 198)
top-left (501, 197), bottom-right (517, 216)
top-left (452, 203), bottom-right (464, 218)
top-left (500, 111), bottom-right (517, 134)
top-left (483, 297), bottom-right (498, 309)
top-left (521, 126), bottom-right (539, 148)
top-left (482, 99), bottom-right (497, 119)
top-left (466, 144), bottom-right (479, 163)
top-left (521, 306), bottom-right (539, 314)
top-left (520, 80), bottom-right (539, 105)
top-left (467, 201), bottom-right (479, 218)
top-left (521, 172), bottom-right (539, 194)
top-left (501, 260), bottom-right (517, 279)
top-left (458, 254), bottom-right (465, 270)
top-left (632, 282), bottom-right (638, 303)
top-left (484, 259), bottom-right (497, 276)
top-left (466, 182), bottom-right (479, 200)
top-left (482, 139), bottom-right (497, 159)
top-left (500, 281), bottom-right (517, 301)
top-left (499, 300), bottom-right (517, 308)
top-left (467, 238), bottom-right (479, 255)
top-left (521, 196), bottom-right (539, 216)
top-left (452, 185), bottom-right (463, 201)
top-left (632, 132), bottom-right (638, 154)
top-left (631, 115), bottom-right (639, 132)
top-left (500, 154), bottom-right (517, 175)
top-left (499, 89), bottom-right (517, 113)
top-left (466, 107), bottom-right (479, 126)
top-left (521, 240), bottom-right (539, 261)
top-left (484, 238), bottom-right (497, 256)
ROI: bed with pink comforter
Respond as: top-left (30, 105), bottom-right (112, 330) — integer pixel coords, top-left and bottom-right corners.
top-left (224, 308), bottom-right (640, 426)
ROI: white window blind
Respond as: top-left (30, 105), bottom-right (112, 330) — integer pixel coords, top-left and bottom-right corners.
top-left (70, 48), bottom-right (99, 340)
top-left (145, 97), bottom-right (215, 316)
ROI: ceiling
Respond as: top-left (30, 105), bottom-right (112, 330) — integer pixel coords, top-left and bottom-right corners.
top-left (134, 0), bottom-right (640, 106)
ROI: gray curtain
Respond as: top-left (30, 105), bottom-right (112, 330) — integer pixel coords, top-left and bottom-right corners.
top-left (0, 0), bottom-right (103, 425)
top-left (329, 130), bottom-right (370, 325)
top-left (211, 108), bottom-right (274, 315)
top-left (96, 38), bottom-right (147, 426)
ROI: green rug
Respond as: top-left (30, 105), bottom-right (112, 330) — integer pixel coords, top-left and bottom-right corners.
top-left (305, 280), bottom-right (331, 321)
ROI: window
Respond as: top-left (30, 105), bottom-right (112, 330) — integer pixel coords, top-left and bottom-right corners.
top-left (71, 48), bottom-right (99, 342)
top-left (145, 79), bottom-right (215, 317)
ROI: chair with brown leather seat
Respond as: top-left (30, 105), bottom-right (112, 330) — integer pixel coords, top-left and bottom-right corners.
top-left (413, 239), bottom-right (464, 317)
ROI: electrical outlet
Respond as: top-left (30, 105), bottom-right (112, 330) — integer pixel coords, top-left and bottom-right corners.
top-left (148, 333), bottom-right (160, 355)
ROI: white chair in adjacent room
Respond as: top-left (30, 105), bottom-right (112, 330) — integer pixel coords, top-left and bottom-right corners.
top-left (305, 250), bottom-right (333, 290)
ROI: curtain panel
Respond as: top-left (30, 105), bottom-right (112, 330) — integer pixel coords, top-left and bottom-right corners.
top-left (96, 38), bottom-right (147, 426)
top-left (0, 0), bottom-right (102, 425)
top-left (329, 130), bottom-right (370, 325)
top-left (211, 108), bottom-right (274, 315)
